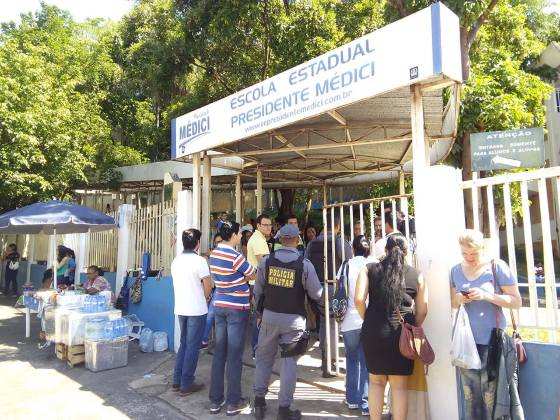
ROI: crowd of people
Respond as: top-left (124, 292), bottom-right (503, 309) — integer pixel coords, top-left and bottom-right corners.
top-left (169, 207), bottom-right (522, 420)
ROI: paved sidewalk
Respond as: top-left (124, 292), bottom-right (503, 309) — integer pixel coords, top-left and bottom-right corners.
top-left (0, 297), bottom-right (365, 419)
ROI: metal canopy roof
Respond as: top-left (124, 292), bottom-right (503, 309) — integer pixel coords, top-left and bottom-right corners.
top-left (176, 81), bottom-right (459, 187)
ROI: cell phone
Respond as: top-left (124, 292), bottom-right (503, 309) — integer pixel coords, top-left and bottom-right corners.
top-left (460, 286), bottom-right (470, 296)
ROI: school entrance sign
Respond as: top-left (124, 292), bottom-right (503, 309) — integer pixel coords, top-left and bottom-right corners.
top-left (171, 3), bottom-right (462, 159)
top-left (470, 128), bottom-right (545, 172)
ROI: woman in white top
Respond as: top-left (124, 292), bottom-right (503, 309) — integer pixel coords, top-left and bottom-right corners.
top-left (337, 235), bottom-right (377, 416)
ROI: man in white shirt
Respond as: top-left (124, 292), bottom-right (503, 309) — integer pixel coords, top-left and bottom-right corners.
top-left (372, 212), bottom-right (397, 260)
top-left (171, 229), bottom-right (213, 396)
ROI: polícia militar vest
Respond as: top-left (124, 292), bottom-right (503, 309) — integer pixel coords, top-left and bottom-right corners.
top-left (307, 236), bottom-right (341, 283)
top-left (264, 253), bottom-right (306, 316)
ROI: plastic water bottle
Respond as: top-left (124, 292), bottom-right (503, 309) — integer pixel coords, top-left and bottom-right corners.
top-left (103, 320), bottom-right (114, 340)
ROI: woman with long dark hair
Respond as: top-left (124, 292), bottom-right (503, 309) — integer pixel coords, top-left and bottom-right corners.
top-left (354, 234), bottom-right (428, 420)
top-left (3, 243), bottom-right (20, 297)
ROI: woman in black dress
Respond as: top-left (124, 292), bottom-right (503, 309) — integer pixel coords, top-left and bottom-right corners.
top-left (354, 234), bottom-right (428, 420)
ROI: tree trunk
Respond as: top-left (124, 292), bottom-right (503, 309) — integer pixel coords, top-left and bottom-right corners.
top-left (279, 188), bottom-right (295, 215)
top-left (273, 189), bottom-right (280, 211)
top-left (303, 189), bottom-right (314, 226)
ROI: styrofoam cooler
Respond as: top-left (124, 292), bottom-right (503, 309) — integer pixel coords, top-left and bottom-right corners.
top-left (64, 309), bottom-right (122, 346)
top-left (85, 337), bottom-right (129, 372)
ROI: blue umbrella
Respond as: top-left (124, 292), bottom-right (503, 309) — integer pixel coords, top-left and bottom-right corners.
top-left (0, 200), bottom-right (116, 234)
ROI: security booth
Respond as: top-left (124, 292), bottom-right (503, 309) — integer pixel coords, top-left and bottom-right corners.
top-left (171, 4), bottom-right (463, 419)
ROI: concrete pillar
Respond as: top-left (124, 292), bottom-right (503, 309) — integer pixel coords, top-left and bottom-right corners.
top-left (115, 204), bottom-right (135, 293)
top-left (256, 169), bottom-right (263, 215)
top-left (175, 189), bottom-right (194, 352)
top-left (411, 84), bottom-right (460, 420)
top-left (235, 174), bottom-right (242, 224)
top-left (25, 235), bottom-right (35, 284)
top-left (192, 153), bottom-right (201, 229)
top-left (202, 155), bottom-right (212, 254)
top-left (399, 170), bottom-right (406, 195)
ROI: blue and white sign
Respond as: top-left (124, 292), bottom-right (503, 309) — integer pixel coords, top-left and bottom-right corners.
top-left (171, 3), bottom-right (462, 159)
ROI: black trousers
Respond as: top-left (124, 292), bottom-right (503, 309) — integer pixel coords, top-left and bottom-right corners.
top-left (4, 269), bottom-right (18, 296)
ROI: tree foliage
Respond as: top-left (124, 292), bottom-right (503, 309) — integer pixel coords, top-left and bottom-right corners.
top-left (0, 5), bottom-right (144, 212)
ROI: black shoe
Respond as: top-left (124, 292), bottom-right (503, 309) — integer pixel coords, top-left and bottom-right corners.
top-left (209, 400), bottom-right (225, 414)
top-left (253, 396), bottom-right (267, 420)
top-left (227, 398), bottom-right (249, 416)
top-left (277, 406), bottom-right (302, 420)
top-left (179, 382), bottom-right (204, 396)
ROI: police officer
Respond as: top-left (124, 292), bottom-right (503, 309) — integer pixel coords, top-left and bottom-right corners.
top-left (253, 224), bottom-right (323, 420)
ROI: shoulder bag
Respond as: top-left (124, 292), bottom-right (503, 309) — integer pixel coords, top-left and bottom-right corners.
top-left (398, 307), bottom-right (435, 368)
top-left (332, 259), bottom-right (350, 323)
top-left (490, 260), bottom-right (527, 364)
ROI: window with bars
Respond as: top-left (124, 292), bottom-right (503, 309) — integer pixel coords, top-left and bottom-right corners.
top-left (556, 89), bottom-right (560, 112)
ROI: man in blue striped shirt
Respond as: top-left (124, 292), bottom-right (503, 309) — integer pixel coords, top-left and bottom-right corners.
top-left (208, 221), bottom-right (256, 416)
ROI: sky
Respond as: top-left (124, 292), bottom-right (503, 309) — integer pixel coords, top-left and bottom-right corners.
top-left (0, 0), bottom-right (134, 24)
top-left (0, 0), bottom-right (559, 24)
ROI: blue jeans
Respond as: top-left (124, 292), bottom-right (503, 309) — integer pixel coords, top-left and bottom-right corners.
top-left (202, 296), bottom-right (215, 344)
top-left (342, 329), bottom-right (368, 410)
top-left (209, 306), bottom-right (249, 405)
top-left (173, 314), bottom-right (207, 391)
top-left (459, 345), bottom-right (495, 420)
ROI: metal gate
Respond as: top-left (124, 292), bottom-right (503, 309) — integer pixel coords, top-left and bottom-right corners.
top-left (462, 167), bottom-right (560, 343)
top-left (321, 193), bottom-right (414, 375)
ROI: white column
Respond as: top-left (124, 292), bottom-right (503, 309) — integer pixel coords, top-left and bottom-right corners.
top-left (235, 174), bottom-right (242, 224)
top-left (174, 190), bottom-right (194, 352)
top-left (202, 155), bottom-right (212, 254)
top-left (25, 235), bottom-right (35, 285)
top-left (256, 169), bottom-right (263, 215)
top-left (115, 204), bottom-right (135, 293)
top-left (192, 153), bottom-right (202, 229)
top-left (399, 170), bottom-right (406, 195)
top-left (411, 84), bottom-right (460, 420)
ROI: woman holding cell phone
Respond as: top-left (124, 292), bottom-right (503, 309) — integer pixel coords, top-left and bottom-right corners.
top-left (450, 229), bottom-right (522, 420)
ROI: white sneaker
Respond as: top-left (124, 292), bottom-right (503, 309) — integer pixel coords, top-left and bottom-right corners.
top-left (344, 400), bottom-right (359, 410)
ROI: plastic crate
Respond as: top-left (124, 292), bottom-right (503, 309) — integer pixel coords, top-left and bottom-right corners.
top-left (85, 337), bottom-right (129, 372)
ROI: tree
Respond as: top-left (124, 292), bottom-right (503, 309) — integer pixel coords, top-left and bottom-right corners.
top-left (0, 5), bottom-right (144, 212)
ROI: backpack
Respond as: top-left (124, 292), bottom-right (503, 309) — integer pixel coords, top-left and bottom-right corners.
top-left (331, 259), bottom-right (350, 323)
top-left (115, 274), bottom-right (131, 311)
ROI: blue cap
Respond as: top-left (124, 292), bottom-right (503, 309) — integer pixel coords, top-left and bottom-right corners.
top-left (277, 224), bottom-right (300, 238)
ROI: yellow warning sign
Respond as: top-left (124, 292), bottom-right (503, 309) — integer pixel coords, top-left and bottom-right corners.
top-left (268, 266), bottom-right (296, 288)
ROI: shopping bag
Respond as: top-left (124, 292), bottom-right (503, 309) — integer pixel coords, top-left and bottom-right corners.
top-left (408, 359), bottom-right (431, 420)
top-left (451, 305), bottom-right (481, 369)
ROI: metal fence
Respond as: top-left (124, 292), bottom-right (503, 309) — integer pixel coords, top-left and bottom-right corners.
top-left (322, 193), bottom-right (414, 375)
top-left (87, 211), bottom-right (118, 271)
top-left (462, 167), bottom-right (560, 343)
top-left (130, 201), bottom-right (176, 274)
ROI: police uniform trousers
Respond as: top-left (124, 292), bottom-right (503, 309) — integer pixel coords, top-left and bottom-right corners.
top-left (253, 320), bottom-right (305, 408)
